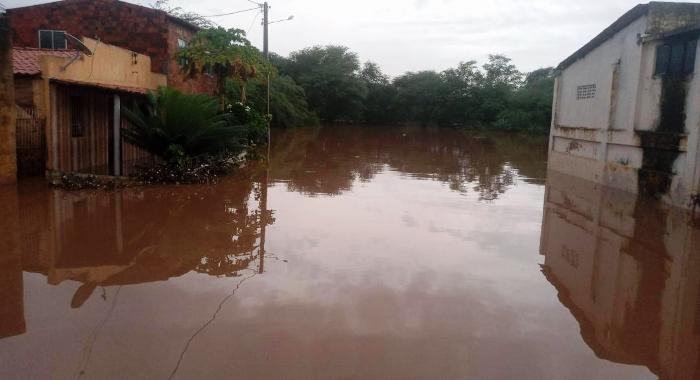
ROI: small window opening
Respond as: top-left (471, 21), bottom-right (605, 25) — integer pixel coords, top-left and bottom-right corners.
top-left (177, 38), bottom-right (189, 67)
top-left (576, 84), bottom-right (596, 100)
top-left (70, 96), bottom-right (86, 138)
top-left (38, 30), bottom-right (67, 49)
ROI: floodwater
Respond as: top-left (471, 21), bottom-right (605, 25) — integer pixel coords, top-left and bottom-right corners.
top-left (0, 125), bottom-right (698, 380)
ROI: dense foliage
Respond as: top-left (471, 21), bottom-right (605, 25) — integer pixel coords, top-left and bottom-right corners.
top-left (122, 87), bottom-right (248, 163)
top-left (277, 46), bottom-right (368, 121)
top-left (271, 46), bottom-right (555, 133)
top-left (176, 27), bottom-right (269, 108)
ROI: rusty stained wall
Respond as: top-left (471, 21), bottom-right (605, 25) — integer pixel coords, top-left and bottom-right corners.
top-left (646, 3), bottom-right (700, 35)
top-left (50, 84), bottom-right (154, 176)
top-left (52, 84), bottom-right (112, 174)
top-left (0, 15), bottom-right (17, 184)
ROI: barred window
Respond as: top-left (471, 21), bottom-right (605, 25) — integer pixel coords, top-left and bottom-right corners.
top-left (576, 84), bottom-right (596, 100)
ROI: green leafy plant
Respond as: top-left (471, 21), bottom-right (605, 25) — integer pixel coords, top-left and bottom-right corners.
top-left (176, 27), bottom-right (270, 108)
top-left (121, 87), bottom-right (247, 163)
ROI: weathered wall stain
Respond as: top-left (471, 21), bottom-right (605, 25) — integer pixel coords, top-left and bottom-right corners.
top-left (637, 35), bottom-right (695, 198)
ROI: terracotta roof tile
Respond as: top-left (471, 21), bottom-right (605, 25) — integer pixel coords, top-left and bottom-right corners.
top-left (12, 47), bottom-right (78, 75)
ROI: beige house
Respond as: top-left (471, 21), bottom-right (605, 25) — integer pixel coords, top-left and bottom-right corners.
top-left (13, 37), bottom-right (166, 177)
top-left (550, 2), bottom-right (700, 209)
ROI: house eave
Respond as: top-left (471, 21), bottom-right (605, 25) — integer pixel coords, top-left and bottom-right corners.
top-left (557, 4), bottom-right (649, 71)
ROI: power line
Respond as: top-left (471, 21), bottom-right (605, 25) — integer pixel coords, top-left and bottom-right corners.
top-left (203, 6), bottom-right (259, 18)
top-left (247, 11), bottom-right (262, 34)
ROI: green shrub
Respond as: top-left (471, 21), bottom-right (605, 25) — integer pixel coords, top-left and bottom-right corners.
top-left (122, 87), bottom-right (248, 164)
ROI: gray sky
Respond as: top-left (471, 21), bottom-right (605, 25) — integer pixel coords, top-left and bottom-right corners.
top-left (4, 0), bottom-right (684, 76)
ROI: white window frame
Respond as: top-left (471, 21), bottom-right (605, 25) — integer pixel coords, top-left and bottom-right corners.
top-left (38, 29), bottom-right (67, 49)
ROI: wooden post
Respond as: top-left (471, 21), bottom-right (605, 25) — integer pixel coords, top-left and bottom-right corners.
top-left (0, 15), bottom-right (17, 184)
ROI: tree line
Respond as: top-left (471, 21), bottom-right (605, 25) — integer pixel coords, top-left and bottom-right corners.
top-left (152, 1), bottom-right (556, 133)
top-left (248, 46), bottom-right (555, 133)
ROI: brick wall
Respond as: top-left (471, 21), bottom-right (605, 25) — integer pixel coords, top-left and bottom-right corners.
top-left (8, 0), bottom-right (215, 95)
top-left (166, 20), bottom-right (217, 95)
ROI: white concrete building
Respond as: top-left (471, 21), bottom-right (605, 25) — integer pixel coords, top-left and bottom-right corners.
top-left (550, 2), bottom-right (700, 209)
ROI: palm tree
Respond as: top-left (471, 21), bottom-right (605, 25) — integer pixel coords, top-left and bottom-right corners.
top-left (122, 87), bottom-right (246, 163)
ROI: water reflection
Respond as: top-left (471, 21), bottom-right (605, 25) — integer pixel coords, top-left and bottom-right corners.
top-left (269, 126), bottom-right (547, 199)
top-left (0, 168), bottom-right (273, 339)
top-left (540, 170), bottom-right (700, 379)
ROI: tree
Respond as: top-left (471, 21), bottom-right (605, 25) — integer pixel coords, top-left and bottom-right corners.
top-left (176, 27), bottom-right (269, 109)
top-left (150, 0), bottom-right (214, 28)
top-left (494, 67), bottom-right (555, 132)
top-left (482, 54), bottom-right (523, 89)
top-left (284, 45), bottom-right (367, 121)
top-left (360, 62), bottom-right (398, 124)
top-left (241, 74), bottom-right (319, 128)
top-left (393, 71), bottom-right (447, 125)
top-left (122, 87), bottom-right (246, 163)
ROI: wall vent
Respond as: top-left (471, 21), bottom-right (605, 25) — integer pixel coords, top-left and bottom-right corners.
top-left (576, 84), bottom-right (596, 100)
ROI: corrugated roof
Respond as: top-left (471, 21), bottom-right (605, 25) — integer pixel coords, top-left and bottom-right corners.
top-left (13, 47), bottom-right (77, 75)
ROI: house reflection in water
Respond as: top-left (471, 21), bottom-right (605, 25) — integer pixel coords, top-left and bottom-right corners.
top-left (0, 169), bottom-right (273, 340)
top-left (540, 170), bottom-right (700, 379)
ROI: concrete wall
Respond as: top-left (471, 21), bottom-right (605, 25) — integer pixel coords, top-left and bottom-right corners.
top-left (551, 4), bottom-right (700, 209)
top-left (40, 37), bottom-right (167, 91)
top-left (551, 17), bottom-right (647, 190)
top-left (540, 170), bottom-right (700, 377)
top-left (556, 16), bottom-right (647, 132)
top-left (0, 15), bottom-right (17, 184)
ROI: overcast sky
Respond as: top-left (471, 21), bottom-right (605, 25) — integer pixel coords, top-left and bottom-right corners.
top-left (5, 0), bottom-right (689, 76)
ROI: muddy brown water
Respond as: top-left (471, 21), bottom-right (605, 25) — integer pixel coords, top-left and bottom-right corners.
top-left (0, 125), bottom-right (698, 380)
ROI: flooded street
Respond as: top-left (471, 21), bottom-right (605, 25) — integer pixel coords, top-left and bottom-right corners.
top-left (0, 125), bottom-right (698, 379)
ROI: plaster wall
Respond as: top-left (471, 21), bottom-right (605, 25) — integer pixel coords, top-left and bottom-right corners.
top-left (40, 37), bottom-right (166, 91)
top-left (551, 10), bottom-right (700, 208)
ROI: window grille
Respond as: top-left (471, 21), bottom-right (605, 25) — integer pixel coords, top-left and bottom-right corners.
top-left (576, 84), bottom-right (596, 100)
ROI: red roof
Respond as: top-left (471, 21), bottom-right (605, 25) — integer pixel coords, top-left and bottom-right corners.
top-left (12, 47), bottom-right (78, 75)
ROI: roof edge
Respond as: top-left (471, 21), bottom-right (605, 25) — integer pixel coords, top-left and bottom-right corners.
top-left (557, 3), bottom-right (649, 70)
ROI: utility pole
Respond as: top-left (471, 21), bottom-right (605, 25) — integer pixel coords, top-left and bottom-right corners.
top-left (263, 2), bottom-right (269, 59)
top-left (262, 2), bottom-right (271, 158)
